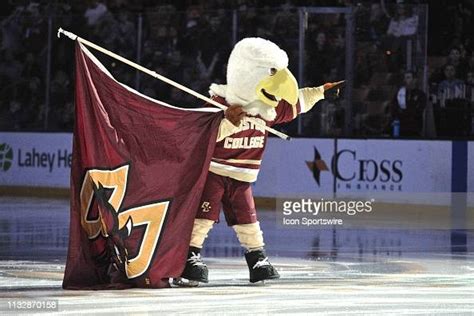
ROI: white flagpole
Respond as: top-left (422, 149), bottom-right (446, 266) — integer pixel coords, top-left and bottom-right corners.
top-left (57, 28), bottom-right (291, 141)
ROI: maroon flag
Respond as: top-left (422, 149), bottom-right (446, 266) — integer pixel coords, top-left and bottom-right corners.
top-left (63, 43), bottom-right (222, 289)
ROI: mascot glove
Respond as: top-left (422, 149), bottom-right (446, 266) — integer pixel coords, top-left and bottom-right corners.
top-left (323, 80), bottom-right (345, 100)
top-left (217, 106), bottom-right (245, 142)
top-left (225, 104), bottom-right (246, 127)
top-left (299, 80), bottom-right (344, 113)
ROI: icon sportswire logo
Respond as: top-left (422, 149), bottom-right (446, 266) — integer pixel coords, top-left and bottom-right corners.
top-left (0, 143), bottom-right (13, 171)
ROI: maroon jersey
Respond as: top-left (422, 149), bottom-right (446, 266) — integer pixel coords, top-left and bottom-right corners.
top-left (209, 95), bottom-right (301, 182)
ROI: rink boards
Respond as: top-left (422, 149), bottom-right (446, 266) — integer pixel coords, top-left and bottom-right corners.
top-left (0, 132), bottom-right (473, 206)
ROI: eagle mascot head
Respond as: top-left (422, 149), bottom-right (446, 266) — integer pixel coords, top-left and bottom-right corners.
top-left (210, 37), bottom-right (299, 121)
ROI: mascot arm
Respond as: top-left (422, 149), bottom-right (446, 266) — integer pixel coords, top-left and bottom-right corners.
top-left (217, 118), bottom-right (241, 142)
top-left (216, 105), bottom-right (245, 142)
top-left (299, 81), bottom-right (344, 114)
top-left (299, 85), bottom-right (325, 114)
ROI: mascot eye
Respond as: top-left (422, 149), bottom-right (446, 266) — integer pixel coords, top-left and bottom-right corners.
top-left (269, 68), bottom-right (277, 76)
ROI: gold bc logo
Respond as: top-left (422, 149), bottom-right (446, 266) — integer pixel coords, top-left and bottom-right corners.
top-left (201, 201), bottom-right (211, 212)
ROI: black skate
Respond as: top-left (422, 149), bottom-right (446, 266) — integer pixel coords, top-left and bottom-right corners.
top-left (173, 247), bottom-right (208, 287)
top-left (245, 249), bottom-right (280, 283)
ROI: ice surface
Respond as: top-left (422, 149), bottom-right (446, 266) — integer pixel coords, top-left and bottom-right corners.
top-left (0, 196), bottom-right (473, 314)
top-left (1, 257), bottom-right (474, 315)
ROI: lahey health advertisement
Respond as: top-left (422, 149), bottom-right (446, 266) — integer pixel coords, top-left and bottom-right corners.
top-left (0, 132), bottom-right (72, 188)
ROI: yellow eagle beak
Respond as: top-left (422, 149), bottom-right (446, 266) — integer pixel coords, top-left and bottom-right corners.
top-left (256, 68), bottom-right (299, 107)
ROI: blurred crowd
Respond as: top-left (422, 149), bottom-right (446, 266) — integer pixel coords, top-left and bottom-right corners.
top-left (0, 0), bottom-right (473, 139)
top-left (0, 2), bottom-right (49, 130)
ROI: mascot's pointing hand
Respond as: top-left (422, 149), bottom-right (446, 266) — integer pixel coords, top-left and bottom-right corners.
top-left (225, 104), bottom-right (246, 127)
top-left (299, 80), bottom-right (344, 109)
top-left (323, 80), bottom-right (345, 100)
top-left (323, 80), bottom-right (345, 91)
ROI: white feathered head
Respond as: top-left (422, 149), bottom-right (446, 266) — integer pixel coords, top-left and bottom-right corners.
top-left (210, 37), bottom-right (298, 121)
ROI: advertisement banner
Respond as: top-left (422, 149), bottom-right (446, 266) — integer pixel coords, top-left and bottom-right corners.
top-left (253, 138), bottom-right (335, 197)
top-left (469, 142), bottom-right (474, 192)
top-left (255, 138), bottom-right (453, 205)
top-left (334, 139), bottom-right (452, 204)
top-left (468, 141), bottom-right (474, 205)
top-left (0, 132), bottom-right (72, 188)
top-left (0, 133), bottom-right (469, 205)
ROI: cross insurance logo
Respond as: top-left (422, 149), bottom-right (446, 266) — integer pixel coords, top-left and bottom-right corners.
top-left (306, 146), bottom-right (404, 192)
top-left (305, 147), bottom-right (328, 185)
top-left (0, 143), bottom-right (13, 171)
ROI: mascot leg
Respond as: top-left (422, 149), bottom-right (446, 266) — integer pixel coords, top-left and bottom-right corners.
top-left (233, 222), bottom-right (280, 283)
top-left (174, 218), bottom-right (214, 287)
top-left (175, 173), bottom-right (224, 286)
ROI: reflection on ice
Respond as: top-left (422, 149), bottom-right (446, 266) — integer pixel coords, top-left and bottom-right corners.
top-left (0, 196), bottom-right (472, 260)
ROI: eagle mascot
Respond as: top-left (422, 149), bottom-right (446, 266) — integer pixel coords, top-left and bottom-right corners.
top-left (175, 37), bottom-right (341, 286)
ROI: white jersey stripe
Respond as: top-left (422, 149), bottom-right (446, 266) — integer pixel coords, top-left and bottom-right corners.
top-left (209, 162), bottom-right (259, 175)
top-left (209, 161), bottom-right (259, 182)
top-left (211, 158), bottom-right (262, 165)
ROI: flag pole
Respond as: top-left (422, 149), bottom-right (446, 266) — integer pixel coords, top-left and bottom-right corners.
top-left (57, 28), bottom-right (291, 141)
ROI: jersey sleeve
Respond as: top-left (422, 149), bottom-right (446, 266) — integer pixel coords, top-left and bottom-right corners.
top-left (270, 99), bottom-right (302, 126)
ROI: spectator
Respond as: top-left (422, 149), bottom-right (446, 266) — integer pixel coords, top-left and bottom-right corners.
top-left (332, 31), bottom-right (346, 79)
top-left (386, 4), bottom-right (418, 38)
top-left (306, 31), bottom-right (334, 85)
top-left (368, 3), bottom-right (389, 43)
top-left (446, 47), bottom-right (468, 80)
top-left (177, 5), bottom-right (203, 59)
top-left (467, 71), bottom-right (474, 85)
top-left (1, 5), bottom-right (29, 54)
top-left (196, 51), bottom-right (220, 81)
top-left (384, 3), bottom-right (418, 71)
top-left (49, 70), bottom-right (72, 130)
top-left (84, 1), bottom-right (108, 26)
top-left (2, 101), bottom-right (24, 130)
top-left (437, 64), bottom-right (465, 101)
top-left (391, 71), bottom-right (426, 137)
top-left (450, 2), bottom-right (473, 50)
top-left (0, 50), bottom-right (22, 82)
top-left (467, 53), bottom-right (474, 77)
top-left (430, 47), bottom-right (469, 84)
top-left (435, 64), bottom-right (470, 137)
top-left (465, 71), bottom-right (474, 101)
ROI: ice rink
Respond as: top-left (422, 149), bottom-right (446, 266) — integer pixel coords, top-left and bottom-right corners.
top-left (1, 196), bottom-right (474, 314)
